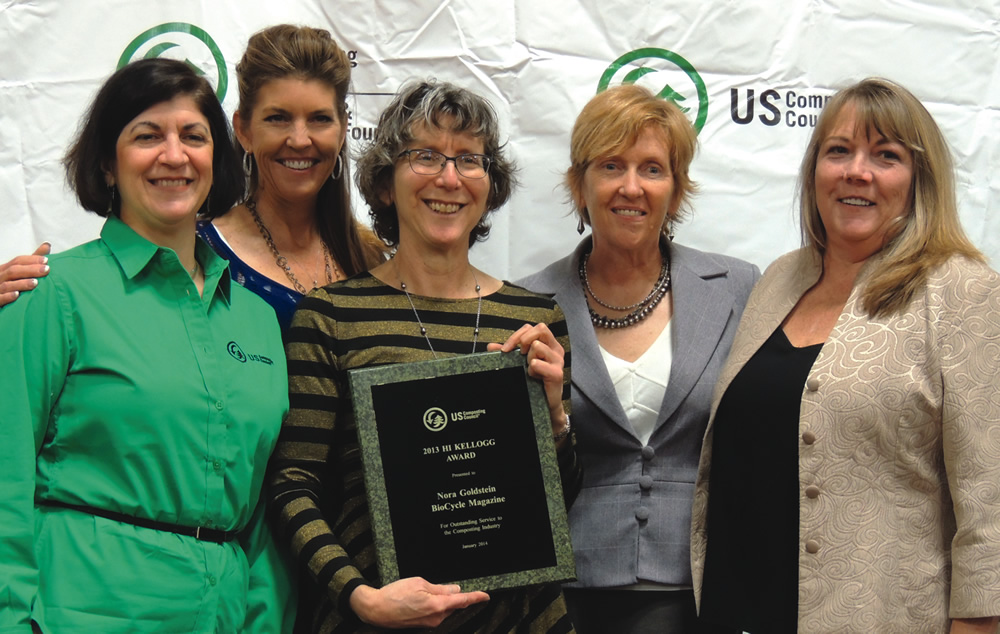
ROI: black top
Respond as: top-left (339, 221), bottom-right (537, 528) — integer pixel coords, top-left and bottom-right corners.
top-left (700, 327), bottom-right (822, 634)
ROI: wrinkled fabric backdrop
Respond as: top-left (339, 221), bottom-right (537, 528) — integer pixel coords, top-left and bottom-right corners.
top-left (2, 0), bottom-right (998, 278)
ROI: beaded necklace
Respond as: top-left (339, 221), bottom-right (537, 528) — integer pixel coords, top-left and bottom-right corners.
top-left (399, 268), bottom-right (483, 358)
top-left (579, 246), bottom-right (671, 329)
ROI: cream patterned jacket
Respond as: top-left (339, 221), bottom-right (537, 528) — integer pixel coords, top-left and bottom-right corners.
top-left (691, 248), bottom-right (1000, 633)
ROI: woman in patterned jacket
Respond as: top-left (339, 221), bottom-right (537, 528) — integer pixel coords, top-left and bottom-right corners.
top-left (692, 78), bottom-right (1000, 633)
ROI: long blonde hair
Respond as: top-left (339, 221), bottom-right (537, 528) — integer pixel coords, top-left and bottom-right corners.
top-left (799, 78), bottom-right (982, 317)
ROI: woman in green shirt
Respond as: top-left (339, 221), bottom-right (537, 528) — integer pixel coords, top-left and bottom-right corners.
top-left (0, 59), bottom-right (290, 632)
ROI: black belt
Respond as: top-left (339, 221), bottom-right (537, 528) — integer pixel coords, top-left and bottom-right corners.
top-left (41, 500), bottom-right (239, 543)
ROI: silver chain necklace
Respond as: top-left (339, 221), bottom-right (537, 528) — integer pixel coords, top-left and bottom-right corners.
top-left (580, 251), bottom-right (668, 311)
top-left (399, 267), bottom-right (482, 358)
top-left (579, 246), bottom-right (671, 329)
top-left (246, 198), bottom-right (338, 293)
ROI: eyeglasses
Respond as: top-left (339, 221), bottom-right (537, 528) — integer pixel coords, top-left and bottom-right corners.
top-left (398, 149), bottom-right (492, 179)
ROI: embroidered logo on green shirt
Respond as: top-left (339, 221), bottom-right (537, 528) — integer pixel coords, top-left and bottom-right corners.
top-left (227, 341), bottom-right (273, 366)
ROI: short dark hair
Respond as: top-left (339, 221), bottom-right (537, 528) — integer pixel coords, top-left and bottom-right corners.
top-left (356, 80), bottom-right (518, 248)
top-left (64, 58), bottom-right (242, 218)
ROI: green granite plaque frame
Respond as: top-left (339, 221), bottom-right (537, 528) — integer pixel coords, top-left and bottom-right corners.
top-left (348, 350), bottom-right (575, 593)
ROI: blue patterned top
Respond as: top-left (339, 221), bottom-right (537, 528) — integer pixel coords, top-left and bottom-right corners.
top-left (198, 221), bottom-right (303, 332)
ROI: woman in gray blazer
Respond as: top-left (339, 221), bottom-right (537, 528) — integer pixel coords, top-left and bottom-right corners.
top-left (519, 85), bottom-right (758, 633)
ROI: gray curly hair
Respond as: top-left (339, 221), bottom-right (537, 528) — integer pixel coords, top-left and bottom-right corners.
top-left (356, 79), bottom-right (518, 248)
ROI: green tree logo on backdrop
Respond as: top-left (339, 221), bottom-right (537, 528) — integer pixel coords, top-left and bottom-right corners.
top-left (118, 23), bottom-right (228, 101)
top-left (599, 48), bottom-right (709, 134)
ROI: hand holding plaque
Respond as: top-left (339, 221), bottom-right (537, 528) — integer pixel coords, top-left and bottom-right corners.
top-left (349, 350), bottom-right (576, 594)
top-left (486, 322), bottom-right (571, 443)
top-left (348, 578), bottom-right (490, 629)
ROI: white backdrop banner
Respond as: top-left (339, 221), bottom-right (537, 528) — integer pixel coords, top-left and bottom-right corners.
top-left (2, 1), bottom-right (998, 279)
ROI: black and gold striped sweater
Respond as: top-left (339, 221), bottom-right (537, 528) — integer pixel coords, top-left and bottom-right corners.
top-left (269, 273), bottom-right (581, 633)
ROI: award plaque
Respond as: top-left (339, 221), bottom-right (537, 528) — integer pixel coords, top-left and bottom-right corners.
top-left (348, 350), bottom-right (576, 593)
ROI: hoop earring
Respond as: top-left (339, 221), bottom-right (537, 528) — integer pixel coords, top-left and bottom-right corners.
top-left (331, 155), bottom-right (343, 180)
top-left (242, 152), bottom-right (254, 179)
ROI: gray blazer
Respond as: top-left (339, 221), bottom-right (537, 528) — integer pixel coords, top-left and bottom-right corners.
top-left (519, 237), bottom-right (758, 587)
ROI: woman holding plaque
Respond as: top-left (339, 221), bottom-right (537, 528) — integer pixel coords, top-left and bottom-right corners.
top-left (269, 80), bottom-right (581, 633)
top-left (518, 85), bottom-right (759, 633)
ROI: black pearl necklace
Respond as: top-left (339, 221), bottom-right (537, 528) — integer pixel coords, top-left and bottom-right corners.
top-left (580, 245), bottom-right (671, 329)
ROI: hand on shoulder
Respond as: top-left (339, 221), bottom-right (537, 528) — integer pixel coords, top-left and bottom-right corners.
top-left (0, 243), bottom-right (51, 307)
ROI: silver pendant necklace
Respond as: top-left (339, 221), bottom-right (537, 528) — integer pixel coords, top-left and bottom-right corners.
top-left (399, 267), bottom-right (483, 358)
top-left (247, 198), bottom-right (338, 293)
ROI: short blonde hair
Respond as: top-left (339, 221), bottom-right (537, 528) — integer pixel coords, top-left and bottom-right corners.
top-left (799, 77), bottom-right (982, 317)
top-left (566, 84), bottom-right (698, 229)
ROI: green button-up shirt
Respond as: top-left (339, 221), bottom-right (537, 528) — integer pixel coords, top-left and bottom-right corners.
top-left (0, 217), bottom-right (291, 633)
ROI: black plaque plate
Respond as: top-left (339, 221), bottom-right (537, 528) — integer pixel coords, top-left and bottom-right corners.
top-left (348, 350), bottom-right (575, 592)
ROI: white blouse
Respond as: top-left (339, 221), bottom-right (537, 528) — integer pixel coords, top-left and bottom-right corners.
top-left (599, 319), bottom-right (673, 445)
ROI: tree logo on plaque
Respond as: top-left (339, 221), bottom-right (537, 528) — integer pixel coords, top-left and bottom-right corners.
top-left (423, 407), bottom-right (448, 432)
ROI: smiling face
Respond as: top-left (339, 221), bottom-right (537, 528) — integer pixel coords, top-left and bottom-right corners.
top-left (814, 103), bottom-right (914, 260)
top-left (389, 121), bottom-right (490, 254)
top-left (235, 77), bottom-right (345, 206)
top-left (580, 126), bottom-right (676, 256)
top-left (111, 95), bottom-right (213, 242)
